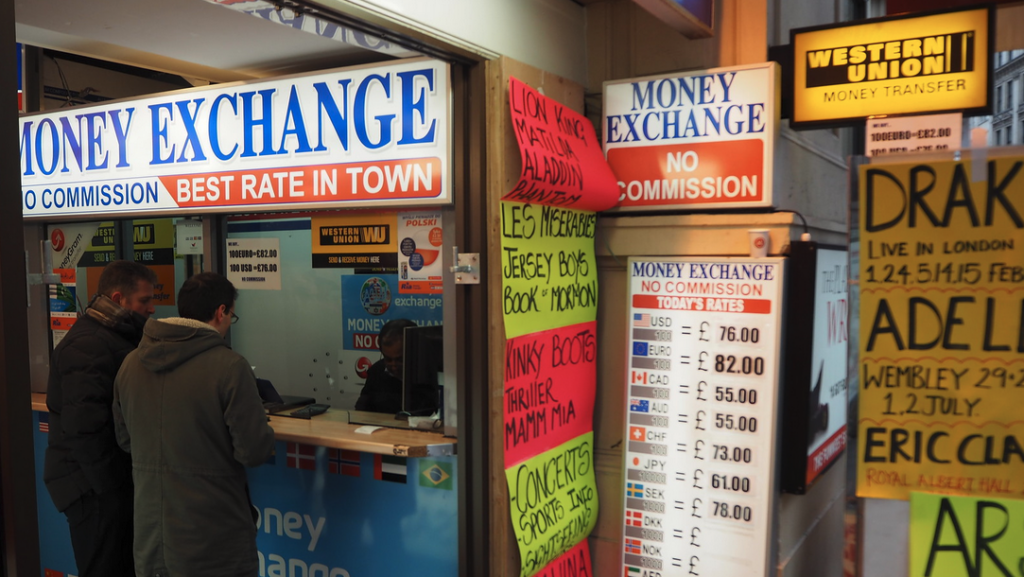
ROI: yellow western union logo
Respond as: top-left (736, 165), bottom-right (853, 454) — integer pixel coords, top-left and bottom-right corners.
top-left (361, 226), bottom-right (386, 243)
top-left (319, 225), bottom-right (390, 245)
top-left (805, 32), bottom-right (973, 87)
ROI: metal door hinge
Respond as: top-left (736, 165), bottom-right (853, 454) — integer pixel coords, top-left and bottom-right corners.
top-left (450, 246), bottom-right (479, 285)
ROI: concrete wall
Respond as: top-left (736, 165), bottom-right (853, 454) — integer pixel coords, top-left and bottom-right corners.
top-left (311, 0), bottom-right (588, 85)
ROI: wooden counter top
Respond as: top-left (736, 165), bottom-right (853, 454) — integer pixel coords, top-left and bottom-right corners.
top-left (31, 393), bottom-right (454, 458)
top-left (268, 409), bottom-right (453, 457)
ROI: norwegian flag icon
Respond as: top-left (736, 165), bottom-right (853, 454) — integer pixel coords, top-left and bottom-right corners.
top-left (328, 449), bottom-right (361, 477)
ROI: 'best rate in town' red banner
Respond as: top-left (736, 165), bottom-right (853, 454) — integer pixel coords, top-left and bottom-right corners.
top-left (163, 158), bottom-right (442, 208)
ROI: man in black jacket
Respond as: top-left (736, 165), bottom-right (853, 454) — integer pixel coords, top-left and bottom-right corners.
top-left (45, 260), bottom-right (157, 577)
top-left (355, 318), bottom-right (417, 414)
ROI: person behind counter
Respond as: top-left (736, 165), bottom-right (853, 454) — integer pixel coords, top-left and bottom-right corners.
top-left (113, 272), bottom-right (274, 577)
top-left (355, 318), bottom-right (417, 414)
top-left (44, 259), bottom-right (157, 577)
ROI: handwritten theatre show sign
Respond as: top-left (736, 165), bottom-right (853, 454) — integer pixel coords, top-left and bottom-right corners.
top-left (604, 63), bottom-right (780, 211)
top-left (20, 58), bottom-right (451, 219)
top-left (507, 433), bottom-right (598, 577)
top-left (791, 6), bottom-right (992, 128)
top-left (501, 77), bottom-right (607, 577)
top-left (504, 322), bottom-right (597, 468)
top-left (857, 152), bottom-right (1024, 500)
top-left (504, 77), bottom-right (619, 213)
top-left (500, 201), bottom-right (598, 340)
top-left (504, 322), bottom-right (598, 576)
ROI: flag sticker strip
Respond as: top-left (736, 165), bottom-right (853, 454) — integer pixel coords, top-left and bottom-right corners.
top-left (286, 442), bottom-right (317, 471)
top-left (629, 426), bottom-right (647, 442)
top-left (38, 412), bottom-right (49, 433)
top-left (328, 449), bottom-right (361, 477)
top-left (419, 460), bottom-right (453, 490)
top-left (374, 454), bottom-right (408, 483)
top-left (625, 509), bottom-right (642, 527)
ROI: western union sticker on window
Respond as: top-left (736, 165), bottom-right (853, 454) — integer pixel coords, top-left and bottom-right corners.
top-left (791, 7), bottom-right (991, 127)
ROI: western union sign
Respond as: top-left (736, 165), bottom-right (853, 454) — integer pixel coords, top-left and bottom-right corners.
top-left (792, 7), bottom-right (991, 128)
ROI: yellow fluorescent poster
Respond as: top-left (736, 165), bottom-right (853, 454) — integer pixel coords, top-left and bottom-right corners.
top-left (505, 433), bottom-right (598, 577)
top-left (910, 492), bottom-right (1024, 577)
top-left (857, 154), bottom-right (1024, 500)
top-left (500, 201), bottom-right (597, 339)
top-left (793, 7), bottom-right (990, 125)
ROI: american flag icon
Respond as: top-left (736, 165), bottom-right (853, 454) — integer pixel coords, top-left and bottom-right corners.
top-left (625, 509), bottom-right (642, 527)
top-left (38, 412), bottom-right (49, 433)
top-left (624, 538), bottom-right (641, 555)
top-left (633, 313), bottom-right (650, 327)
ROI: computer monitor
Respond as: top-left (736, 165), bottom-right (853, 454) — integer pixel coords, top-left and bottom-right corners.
top-left (402, 325), bottom-right (443, 416)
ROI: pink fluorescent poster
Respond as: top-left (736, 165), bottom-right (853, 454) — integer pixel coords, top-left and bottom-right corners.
top-left (533, 541), bottom-right (593, 577)
top-left (503, 321), bottom-right (597, 468)
top-left (504, 77), bottom-right (620, 212)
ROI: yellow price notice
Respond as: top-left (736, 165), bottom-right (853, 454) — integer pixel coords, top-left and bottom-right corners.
top-left (857, 154), bottom-right (1024, 500)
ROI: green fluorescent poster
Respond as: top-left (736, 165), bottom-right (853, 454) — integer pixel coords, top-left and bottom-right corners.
top-left (910, 491), bottom-right (1024, 577)
top-left (500, 201), bottom-right (597, 339)
top-left (506, 433), bottom-right (598, 577)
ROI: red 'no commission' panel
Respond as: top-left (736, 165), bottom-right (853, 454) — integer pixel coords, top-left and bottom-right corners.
top-left (608, 139), bottom-right (763, 208)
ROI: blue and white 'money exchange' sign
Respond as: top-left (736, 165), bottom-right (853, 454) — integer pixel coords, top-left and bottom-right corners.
top-left (20, 58), bottom-right (451, 219)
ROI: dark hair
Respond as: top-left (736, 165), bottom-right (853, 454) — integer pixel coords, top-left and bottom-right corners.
top-left (177, 272), bottom-right (238, 322)
top-left (379, 318), bottom-right (417, 349)
top-left (96, 260), bottom-right (158, 299)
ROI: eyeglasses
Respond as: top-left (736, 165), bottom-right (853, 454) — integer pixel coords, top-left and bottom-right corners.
top-left (231, 311), bottom-right (240, 325)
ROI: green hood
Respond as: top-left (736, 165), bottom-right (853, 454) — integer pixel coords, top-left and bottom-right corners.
top-left (136, 317), bottom-right (226, 373)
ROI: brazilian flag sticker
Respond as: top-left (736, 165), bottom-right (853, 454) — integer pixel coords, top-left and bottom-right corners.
top-left (419, 459), bottom-right (453, 490)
